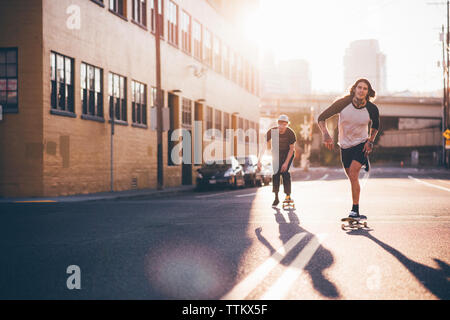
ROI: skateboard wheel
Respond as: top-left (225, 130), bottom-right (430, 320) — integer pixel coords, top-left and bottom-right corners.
top-left (363, 222), bottom-right (368, 228)
top-left (341, 224), bottom-right (346, 230)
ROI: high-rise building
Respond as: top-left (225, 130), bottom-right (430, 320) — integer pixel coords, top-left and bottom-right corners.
top-left (260, 51), bottom-right (282, 95)
top-left (343, 39), bottom-right (387, 95)
top-left (278, 59), bottom-right (311, 96)
top-left (260, 56), bottom-right (311, 97)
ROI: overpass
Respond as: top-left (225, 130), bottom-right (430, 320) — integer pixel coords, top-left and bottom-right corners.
top-left (261, 94), bottom-right (442, 120)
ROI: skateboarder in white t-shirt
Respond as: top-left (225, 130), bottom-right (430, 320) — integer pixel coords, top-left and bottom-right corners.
top-left (317, 78), bottom-right (380, 219)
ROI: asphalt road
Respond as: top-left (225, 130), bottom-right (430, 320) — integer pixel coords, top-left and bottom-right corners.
top-left (0, 167), bottom-right (449, 300)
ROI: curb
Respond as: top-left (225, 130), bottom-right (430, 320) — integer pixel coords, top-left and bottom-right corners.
top-left (0, 186), bottom-right (196, 204)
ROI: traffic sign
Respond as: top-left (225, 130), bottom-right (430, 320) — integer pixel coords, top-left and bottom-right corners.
top-left (443, 129), bottom-right (450, 140)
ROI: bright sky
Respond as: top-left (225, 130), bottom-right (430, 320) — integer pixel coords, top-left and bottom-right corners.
top-left (245, 0), bottom-right (446, 95)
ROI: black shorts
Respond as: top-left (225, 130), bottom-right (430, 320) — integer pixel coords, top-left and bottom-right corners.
top-left (340, 141), bottom-right (368, 169)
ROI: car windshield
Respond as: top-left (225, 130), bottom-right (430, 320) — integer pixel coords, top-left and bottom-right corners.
top-left (237, 157), bottom-right (251, 165)
top-left (202, 159), bottom-right (234, 169)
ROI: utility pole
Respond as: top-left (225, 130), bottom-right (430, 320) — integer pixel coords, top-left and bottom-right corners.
top-left (446, 0), bottom-right (450, 167)
top-left (442, 24), bottom-right (447, 166)
top-left (155, 0), bottom-right (164, 189)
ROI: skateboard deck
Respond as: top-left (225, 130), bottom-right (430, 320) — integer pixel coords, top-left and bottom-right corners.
top-left (282, 199), bottom-right (295, 210)
top-left (341, 215), bottom-right (368, 230)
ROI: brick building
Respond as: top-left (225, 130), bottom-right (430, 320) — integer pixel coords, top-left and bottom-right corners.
top-left (0, 0), bottom-right (260, 197)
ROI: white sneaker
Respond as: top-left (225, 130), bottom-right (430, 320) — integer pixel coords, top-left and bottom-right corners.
top-left (348, 211), bottom-right (360, 219)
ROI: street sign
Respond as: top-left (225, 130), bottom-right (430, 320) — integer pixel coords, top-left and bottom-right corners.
top-left (446, 139), bottom-right (450, 150)
top-left (443, 129), bottom-right (450, 140)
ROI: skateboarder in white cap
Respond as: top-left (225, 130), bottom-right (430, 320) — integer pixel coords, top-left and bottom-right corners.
top-left (258, 114), bottom-right (297, 206)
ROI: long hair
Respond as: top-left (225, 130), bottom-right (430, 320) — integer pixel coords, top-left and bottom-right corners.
top-left (349, 78), bottom-right (376, 101)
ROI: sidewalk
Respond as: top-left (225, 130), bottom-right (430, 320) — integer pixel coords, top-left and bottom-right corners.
top-left (0, 185), bottom-right (196, 204)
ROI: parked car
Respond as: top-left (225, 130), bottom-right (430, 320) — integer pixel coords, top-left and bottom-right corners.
top-left (236, 155), bottom-right (263, 187)
top-left (195, 156), bottom-right (246, 190)
top-left (257, 154), bottom-right (273, 186)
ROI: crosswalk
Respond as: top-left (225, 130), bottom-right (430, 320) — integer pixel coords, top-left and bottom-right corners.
top-left (221, 232), bottom-right (327, 300)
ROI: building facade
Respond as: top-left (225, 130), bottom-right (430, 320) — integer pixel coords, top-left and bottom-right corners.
top-left (0, 0), bottom-right (260, 197)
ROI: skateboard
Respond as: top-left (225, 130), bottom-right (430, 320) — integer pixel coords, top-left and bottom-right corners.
top-left (282, 198), bottom-right (295, 210)
top-left (341, 215), bottom-right (368, 230)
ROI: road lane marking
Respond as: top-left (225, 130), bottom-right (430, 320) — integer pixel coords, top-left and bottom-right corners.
top-left (408, 176), bottom-right (450, 193)
top-left (319, 174), bottom-right (329, 180)
top-left (195, 189), bottom-right (247, 199)
top-left (221, 232), bottom-right (307, 300)
top-left (260, 233), bottom-right (327, 300)
top-left (302, 175), bottom-right (311, 181)
top-left (236, 193), bottom-right (257, 198)
top-left (14, 200), bottom-right (57, 203)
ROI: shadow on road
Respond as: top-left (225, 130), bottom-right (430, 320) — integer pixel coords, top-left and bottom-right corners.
top-left (255, 207), bottom-right (340, 299)
top-left (346, 229), bottom-right (450, 300)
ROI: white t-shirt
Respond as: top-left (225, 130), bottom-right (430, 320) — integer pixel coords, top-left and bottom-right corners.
top-left (338, 103), bottom-right (370, 149)
top-left (317, 96), bottom-right (380, 150)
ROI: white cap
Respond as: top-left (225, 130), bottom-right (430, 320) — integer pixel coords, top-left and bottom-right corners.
top-left (278, 114), bottom-right (289, 123)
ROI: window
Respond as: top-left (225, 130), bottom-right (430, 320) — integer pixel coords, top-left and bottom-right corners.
top-left (230, 51), bottom-right (236, 83)
top-left (181, 10), bottom-right (191, 54)
top-left (91, 0), bottom-right (105, 7)
top-left (151, 86), bottom-right (157, 106)
top-left (203, 29), bottom-right (212, 67)
top-left (255, 69), bottom-right (260, 96)
top-left (206, 106), bottom-right (213, 131)
top-left (223, 112), bottom-right (230, 140)
top-left (213, 36), bottom-right (221, 74)
top-left (238, 117), bottom-right (244, 142)
top-left (131, 80), bottom-right (147, 125)
top-left (150, 0), bottom-right (164, 37)
top-left (109, 0), bottom-right (126, 17)
top-left (243, 60), bottom-right (249, 91)
top-left (132, 0), bottom-right (147, 26)
top-left (167, 1), bottom-right (178, 46)
top-left (245, 119), bottom-right (249, 143)
top-left (214, 109), bottom-right (222, 131)
top-left (193, 20), bottom-right (202, 61)
top-left (81, 62), bottom-right (103, 118)
top-left (109, 72), bottom-right (127, 122)
top-left (250, 65), bottom-right (255, 94)
top-left (222, 45), bottom-right (229, 79)
top-left (181, 98), bottom-right (192, 127)
top-left (236, 54), bottom-right (243, 87)
top-left (50, 52), bottom-right (74, 113)
top-left (0, 48), bottom-right (18, 112)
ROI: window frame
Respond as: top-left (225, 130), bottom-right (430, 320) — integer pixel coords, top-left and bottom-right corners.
top-left (180, 10), bottom-right (192, 55)
top-left (109, 0), bottom-right (127, 20)
top-left (167, 0), bottom-right (179, 47)
top-left (50, 51), bottom-right (75, 116)
top-left (80, 62), bottom-right (104, 121)
top-left (150, 0), bottom-right (164, 38)
top-left (193, 19), bottom-right (203, 61)
top-left (131, 79), bottom-right (147, 127)
top-left (203, 28), bottom-right (212, 67)
top-left (132, 0), bottom-right (147, 28)
top-left (181, 97), bottom-right (192, 128)
top-left (213, 36), bottom-right (222, 74)
top-left (108, 72), bottom-right (128, 123)
top-left (0, 47), bottom-right (18, 113)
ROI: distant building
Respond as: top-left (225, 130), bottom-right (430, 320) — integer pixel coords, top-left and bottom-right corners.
top-left (343, 39), bottom-right (387, 95)
top-left (260, 51), bottom-right (282, 95)
top-left (260, 55), bottom-right (311, 97)
top-left (278, 59), bottom-right (311, 96)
